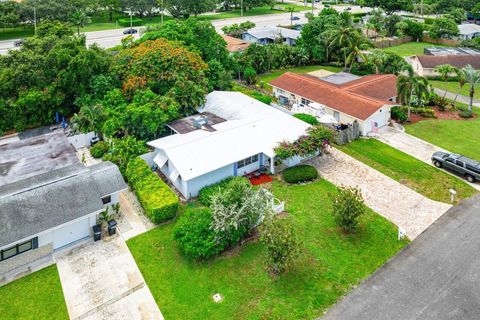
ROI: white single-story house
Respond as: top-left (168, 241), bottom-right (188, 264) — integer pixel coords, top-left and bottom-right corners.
top-left (270, 72), bottom-right (398, 136)
top-left (148, 91), bottom-right (311, 199)
top-left (0, 132), bottom-right (127, 278)
top-left (411, 54), bottom-right (480, 76)
top-left (242, 26), bottom-right (300, 46)
top-left (457, 23), bottom-right (480, 41)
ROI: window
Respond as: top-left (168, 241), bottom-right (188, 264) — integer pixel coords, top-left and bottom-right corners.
top-left (466, 165), bottom-right (480, 174)
top-left (277, 88), bottom-right (285, 94)
top-left (101, 195), bottom-right (111, 205)
top-left (1, 238), bottom-right (36, 261)
top-left (456, 160), bottom-right (465, 167)
top-left (446, 158), bottom-right (454, 163)
top-left (301, 98), bottom-right (311, 105)
top-left (237, 155), bottom-right (259, 169)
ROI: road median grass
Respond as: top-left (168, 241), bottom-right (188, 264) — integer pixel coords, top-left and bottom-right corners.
top-left (128, 179), bottom-right (407, 319)
top-left (337, 138), bottom-right (477, 204)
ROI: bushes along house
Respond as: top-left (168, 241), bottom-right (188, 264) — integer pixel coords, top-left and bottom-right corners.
top-left (126, 157), bottom-right (179, 223)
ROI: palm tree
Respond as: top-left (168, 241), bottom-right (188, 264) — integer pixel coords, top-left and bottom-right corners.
top-left (369, 49), bottom-right (387, 74)
top-left (453, 67), bottom-right (466, 104)
top-left (69, 10), bottom-right (92, 36)
top-left (71, 104), bottom-right (105, 138)
top-left (287, 7), bottom-right (295, 26)
top-left (461, 64), bottom-right (480, 112)
top-left (345, 35), bottom-right (370, 72)
top-left (434, 64), bottom-right (455, 98)
top-left (329, 27), bottom-right (356, 69)
top-left (397, 68), bottom-right (430, 121)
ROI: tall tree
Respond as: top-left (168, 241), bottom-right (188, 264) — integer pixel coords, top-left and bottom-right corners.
top-left (69, 10), bottom-right (91, 36)
top-left (429, 18), bottom-right (459, 39)
top-left (397, 68), bottom-right (430, 121)
top-left (460, 65), bottom-right (480, 113)
top-left (434, 64), bottom-right (455, 98)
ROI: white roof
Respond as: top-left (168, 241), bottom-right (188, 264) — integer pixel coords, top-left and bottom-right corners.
top-left (245, 26), bottom-right (300, 40)
top-left (458, 24), bottom-right (480, 35)
top-left (148, 91), bottom-right (310, 181)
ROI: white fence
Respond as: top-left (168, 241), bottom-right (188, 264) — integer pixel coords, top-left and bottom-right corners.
top-left (67, 131), bottom-right (96, 150)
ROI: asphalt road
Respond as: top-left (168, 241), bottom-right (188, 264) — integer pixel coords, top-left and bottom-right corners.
top-left (0, 4), bottom-right (370, 55)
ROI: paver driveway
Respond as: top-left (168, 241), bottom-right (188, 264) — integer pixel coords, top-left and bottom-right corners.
top-left (55, 236), bottom-right (163, 320)
top-left (308, 148), bottom-right (451, 239)
top-left (374, 126), bottom-right (480, 191)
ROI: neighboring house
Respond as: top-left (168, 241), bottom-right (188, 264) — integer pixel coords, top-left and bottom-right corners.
top-left (411, 54), bottom-right (480, 76)
top-left (457, 23), bottom-right (480, 40)
top-left (424, 47), bottom-right (480, 56)
top-left (0, 132), bottom-right (127, 278)
top-left (323, 194), bottom-right (480, 320)
top-left (270, 72), bottom-right (398, 135)
top-left (242, 26), bottom-right (300, 46)
top-left (148, 91), bottom-right (311, 199)
top-left (221, 34), bottom-right (251, 53)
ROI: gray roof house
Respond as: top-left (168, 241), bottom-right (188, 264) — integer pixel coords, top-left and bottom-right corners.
top-left (457, 23), bottom-right (480, 41)
top-left (242, 26), bottom-right (300, 46)
top-left (323, 194), bottom-right (480, 320)
top-left (0, 132), bottom-right (127, 280)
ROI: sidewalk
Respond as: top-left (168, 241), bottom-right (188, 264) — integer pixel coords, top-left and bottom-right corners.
top-left (433, 88), bottom-right (480, 108)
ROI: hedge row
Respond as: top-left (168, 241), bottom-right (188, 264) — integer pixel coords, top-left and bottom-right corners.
top-left (118, 18), bottom-right (143, 27)
top-left (293, 113), bottom-right (319, 125)
top-left (198, 176), bottom-right (243, 207)
top-left (125, 157), bottom-right (179, 223)
top-left (283, 165), bottom-right (318, 184)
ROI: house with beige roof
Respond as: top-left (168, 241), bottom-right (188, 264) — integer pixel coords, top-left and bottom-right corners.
top-left (270, 72), bottom-right (398, 135)
top-left (411, 54), bottom-right (480, 76)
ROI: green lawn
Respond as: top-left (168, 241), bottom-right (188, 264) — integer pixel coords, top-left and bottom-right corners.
top-left (405, 108), bottom-right (480, 160)
top-left (128, 179), bottom-right (407, 320)
top-left (338, 139), bottom-right (477, 204)
top-left (0, 265), bottom-right (68, 320)
top-left (383, 41), bottom-right (450, 57)
top-left (259, 65), bottom-right (342, 88)
top-left (430, 80), bottom-right (480, 100)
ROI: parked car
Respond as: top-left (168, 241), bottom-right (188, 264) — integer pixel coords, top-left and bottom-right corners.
top-left (431, 152), bottom-right (480, 183)
top-left (345, 7), bottom-right (352, 11)
top-left (123, 28), bottom-right (138, 35)
top-left (291, 16), bottom-right (300, 21)
top-left (13, 39), bottom-right (24, 47)
top-left (324, 4), bottom-right (331, 8)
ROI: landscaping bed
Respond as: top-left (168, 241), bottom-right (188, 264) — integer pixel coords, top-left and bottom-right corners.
top-left (0, 265), bottom-right (68, 320)
top-left (128, 179), bottom-right (407, 320)
top-left (337, 139), bottom-right (477, 204)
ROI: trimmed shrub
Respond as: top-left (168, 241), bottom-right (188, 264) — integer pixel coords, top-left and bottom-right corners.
top-left (125, 157), bottom-right (179, 223)
top-left (412, 107), bottom-right (436, 118)
top-left (459, 110), bottom-right (473, 118)
top-left (424, 18), bottom-right (435, 25)
top-left (90, 141), bottom-right (109, 159)
top-left (118, 18), bottom-right (143, 27)
top-left (173, 207), bottom-right (224, 260)
top-left (330, 186), bottom-right (366, 233)
top-left (391, 106), bottom-right (408, 123)
top-left (283, 165), bottom-right (318, 183)
top-left (293, 113), bottom-right (319, 125)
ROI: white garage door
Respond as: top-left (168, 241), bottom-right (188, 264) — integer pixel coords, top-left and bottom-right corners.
top-left (53, 218), bottom-right (90, 249)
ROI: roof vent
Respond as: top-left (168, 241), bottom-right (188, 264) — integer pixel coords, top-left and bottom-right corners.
top-left (192, 116), bottom-right (209, 129)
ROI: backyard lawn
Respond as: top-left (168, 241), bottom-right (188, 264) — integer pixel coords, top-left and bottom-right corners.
top-left (405, 108), bottom-right (480, 160)
top-left (430, 80), bottom-right (480, 100)
top-left (338, 139), bottom-right (478, 203)
top-left (382, 41), bottom-right (450, 57)
top-left (128, 179), bottom-right (407, 320)
top-left (0, 265), bottom-right (68, 320)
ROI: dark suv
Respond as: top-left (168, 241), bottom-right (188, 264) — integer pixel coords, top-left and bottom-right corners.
top-left (432, 152), bottom-right (480, 183)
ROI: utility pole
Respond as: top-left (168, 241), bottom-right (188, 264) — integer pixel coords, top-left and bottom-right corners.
top-left (421, 0), bottom-right (423, 17)
top-left (130, 9), bottom-right (133, 33)
top-left (312, 0), bottom-right (314, 14)
top-left (34, 5), bottom-right (37, 35)
top-left (241, 0), bottom-right (243, 17)
top-left (161, 0), bottom-right (164, 23)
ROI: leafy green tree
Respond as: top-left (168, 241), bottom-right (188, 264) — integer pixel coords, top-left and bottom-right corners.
top-left (397, 68), bottom-right (430, 121)
top-left (330, 186), bottom-right (366, 233)
top-left (445, 8), bottom-right (466, 24)
top-left (429, 18), bottom-right (459, 39)
top-left (0, 1), bottom-right (20, 30)
top-left (460, 65), bottom-right (480, 113)
top-left (402, 19), bottom-right (424, 40)
top-left (221, 21), bottom-right (256, 38)
top-left (69, 10), bottom-right (91, 36)
top-left (243, 66), bottom-right (257, 85)
top-left (345, 35), bottom-right (371, 72)
top-left (434, 64), bottom-right (455, 98)
top-left (71, 104), bottom-right (106, 137)
top-left (260, 217), bottom-right (301, 274)
top-left (364, 0), bottom-right (412, 15)
top-left (102, 136), bottom-right (148, 174)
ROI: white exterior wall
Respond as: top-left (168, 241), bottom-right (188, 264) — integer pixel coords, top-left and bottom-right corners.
top-left (67, 131), bottom-right (96, 150)
top-left (363, 106), bottom-right (392, 135)
top-left (185, 164), bottom-right (234, 199)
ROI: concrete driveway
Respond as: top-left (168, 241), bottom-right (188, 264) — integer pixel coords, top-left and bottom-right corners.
top-left (308, 148), bottom-right (451, 239)
top-left (55, 237), bottom-right (162, 320)
top-left (374, 126), bottom-right (480, 191)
